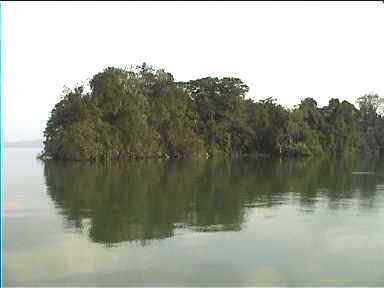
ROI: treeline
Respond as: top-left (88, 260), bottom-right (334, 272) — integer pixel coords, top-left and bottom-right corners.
top-left (42, 63), bottom-right (384, 161)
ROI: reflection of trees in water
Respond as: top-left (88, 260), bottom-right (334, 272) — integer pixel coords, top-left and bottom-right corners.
top-left (44, 160), bottom-right (246, 245)
top-left (44, 156), bottom-right (383, 246)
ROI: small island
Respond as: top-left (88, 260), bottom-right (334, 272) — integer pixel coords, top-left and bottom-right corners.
top-left (41, 63), bottom-right (384, 161)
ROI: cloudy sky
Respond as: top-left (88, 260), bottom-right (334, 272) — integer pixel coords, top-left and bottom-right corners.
top-left (2, 1), bottom-right (384, 142)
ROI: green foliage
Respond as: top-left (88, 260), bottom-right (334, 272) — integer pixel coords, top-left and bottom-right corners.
top-left (42, 64), bottom-right (384, 161)
top-left (356, 94), bottom-right (384, 156)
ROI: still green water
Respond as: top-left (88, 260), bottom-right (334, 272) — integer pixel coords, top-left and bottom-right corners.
top-left (4, 147), bottom-right (384, 286)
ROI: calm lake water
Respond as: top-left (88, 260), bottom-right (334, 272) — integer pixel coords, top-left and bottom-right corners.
top-left (4, 147), bottom-right (384, 286)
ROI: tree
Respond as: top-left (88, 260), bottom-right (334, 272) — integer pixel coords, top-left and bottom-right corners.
top-left (357, 94), bottom-right (384, 155)
top-left (41, 64), bottom-right (384, 161)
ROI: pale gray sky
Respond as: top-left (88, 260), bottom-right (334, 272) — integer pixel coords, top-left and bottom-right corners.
top-left (2, 1), bottom-right (384, 142)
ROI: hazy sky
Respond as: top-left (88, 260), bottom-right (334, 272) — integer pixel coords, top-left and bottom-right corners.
top-left (2, 1), bottom-right (384, 142)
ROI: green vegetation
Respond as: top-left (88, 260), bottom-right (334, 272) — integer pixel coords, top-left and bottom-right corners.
top-left (41, 63), bottom-right (384, 161)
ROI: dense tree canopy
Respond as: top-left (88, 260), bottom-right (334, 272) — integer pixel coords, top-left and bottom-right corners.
top-left (42, 64), bottom-right (384, 161)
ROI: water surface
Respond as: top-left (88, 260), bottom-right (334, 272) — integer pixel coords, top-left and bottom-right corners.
top-left (4, 147), bottom-right (384, 286)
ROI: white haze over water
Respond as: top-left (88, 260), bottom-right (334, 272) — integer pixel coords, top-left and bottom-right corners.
top-left (2, 1), bottom-right (384, 142)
